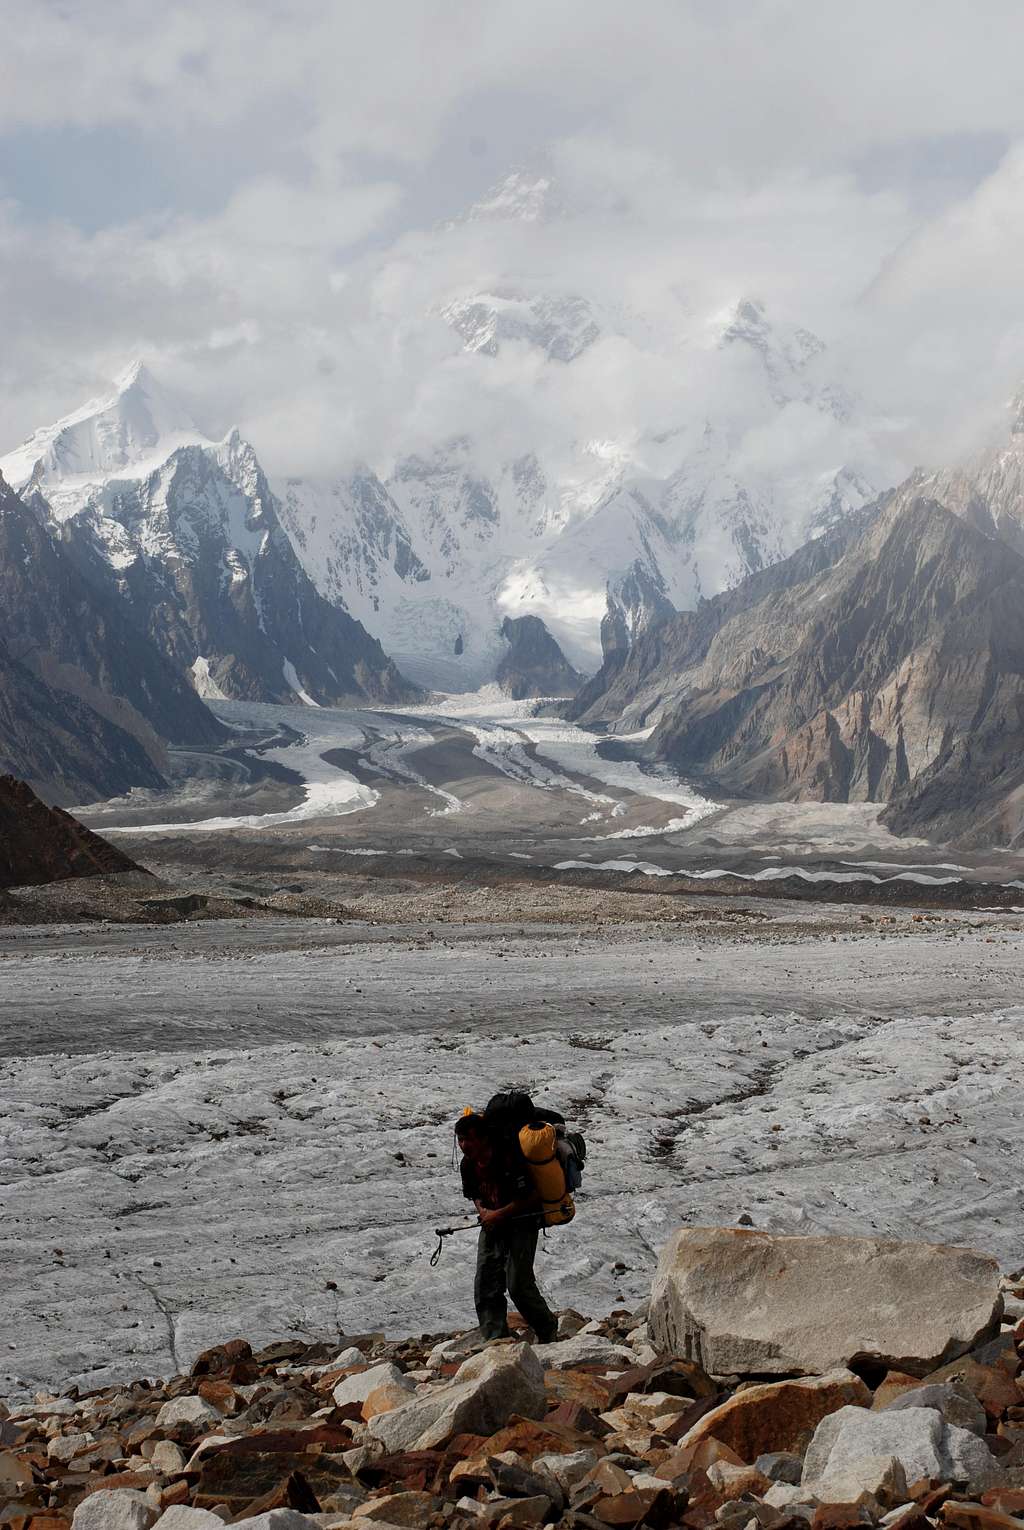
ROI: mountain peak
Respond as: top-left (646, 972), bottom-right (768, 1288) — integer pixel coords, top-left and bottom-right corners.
top-left (113, 358), bottom-right (149, 391)
top-left (0, 362), bottom-right (208, 497)
top-left (463, 169), bottom-right (564, 225)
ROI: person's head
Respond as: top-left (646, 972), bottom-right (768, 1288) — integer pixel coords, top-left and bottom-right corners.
top-left (455, 1112), bottom-right (492, 1165)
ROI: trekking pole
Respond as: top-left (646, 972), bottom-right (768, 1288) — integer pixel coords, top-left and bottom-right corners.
top-left (430, 1221), bottom-right (480, 1266)
top-left (429, 1209), bottom-right (555, 1266)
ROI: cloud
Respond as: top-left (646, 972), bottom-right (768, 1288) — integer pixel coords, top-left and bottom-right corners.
top-left (2, 1), bottom-right (1024, 478)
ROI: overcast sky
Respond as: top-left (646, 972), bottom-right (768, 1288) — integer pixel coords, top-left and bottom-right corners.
top-left (4, 1), bottom-right (1024, 475)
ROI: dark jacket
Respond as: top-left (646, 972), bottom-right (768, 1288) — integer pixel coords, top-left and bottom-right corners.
top-left (460, 1147), bottom-right (532, 1211)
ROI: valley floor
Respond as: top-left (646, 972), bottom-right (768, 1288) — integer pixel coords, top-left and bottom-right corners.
top-left (2, 902), bottom-right (1023, 1402)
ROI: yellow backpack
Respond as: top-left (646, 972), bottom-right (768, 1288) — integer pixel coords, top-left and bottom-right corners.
top-left (518, 1120), bottom-right (575, 1226)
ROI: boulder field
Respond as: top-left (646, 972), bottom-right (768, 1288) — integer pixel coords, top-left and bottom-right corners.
top-left (1, 1230), bottom-right (1022, 1530)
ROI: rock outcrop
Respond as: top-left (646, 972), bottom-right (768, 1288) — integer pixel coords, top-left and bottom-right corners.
top-left (0, 473), bottom-right (224, 802)
top-left (649, 1227), bottom-right (1002, 1376)
top-left (0, 775), bottom-right (143, 889)
top-left (495, 615), bottom-right (585, 700)
top-left (571, 488), bottom-right (1024, 847)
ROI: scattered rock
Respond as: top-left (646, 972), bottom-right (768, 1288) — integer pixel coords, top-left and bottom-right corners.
top-left (153, 1509), bottom-right (229, 1528)
top-left (71, 1488), bottom-right (158, 1529)
top-left (154, 1396), bottom-right (221, 1432)
top-left (803, 1405), bottom-right (1006, 1498)
top-left (650, 1229), bottom-right (1003, 1377)
top-left (352, 1488), bottom-right (442, 1525)
top-left (534, 1334), bottom-right (635, 1370)
top-left (808, 1453), bottom-right (909, 1509)
top-left (366, 1343), bottom-right (546, 1454)
top-left (675, 1369), bottom-right (871, 1462)
top-left (884, 1382), bottom-right (989, 1437)
top-left (757, 1452), bottom-right (806, 1485)
top-left (333, 1361), bottom-right (412, 1409)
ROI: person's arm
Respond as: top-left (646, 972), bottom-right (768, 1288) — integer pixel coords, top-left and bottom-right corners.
top-left (476, 1184), bottom-right (540, 1228)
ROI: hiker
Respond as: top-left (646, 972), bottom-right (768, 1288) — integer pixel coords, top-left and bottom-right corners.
top-left (455, 1112), bottom-right (558, 1344)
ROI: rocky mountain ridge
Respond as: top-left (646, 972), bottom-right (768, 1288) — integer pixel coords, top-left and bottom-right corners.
top-left (572, 442), bottom-right (1024, 847)
top-left (0, 467), bottom-right (229, 802)
top-left (2, 1228), bottom-right (1021, 1530)
top-left (1, 367), bottom-right (421, 711)
top-left (0, 775), bottom-right (142, 890)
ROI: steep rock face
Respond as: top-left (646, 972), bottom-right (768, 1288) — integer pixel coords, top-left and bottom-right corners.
top-left (0, 637), bottom-right (167, 805)
top-left (1, 367), bottom-right (421, 708)
top-left (495, 615), bottom-right (584, 699)
top-left (574, 493), bottom-right (1024, 845)
top-left (0, 775), bottom-right (142, 889)
top-left (0, 473), bottom-right (223, 759)
top-left (570, 513), bottom-right (868, 731)
top-left (889, 391), bottom-right (1024, 558)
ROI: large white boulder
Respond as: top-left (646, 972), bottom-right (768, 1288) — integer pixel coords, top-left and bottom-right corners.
top-left (71, 1489), bottom-right (158, 1530)
top-left (802, 1404), bottom-right (1005, 1498)
top-left (649, 1228), bottom-right (1002, 1377)
top-left (366, 1341), bottom-right (546, 1454)
top-left (332, 1360), bottom-right (412, 1408)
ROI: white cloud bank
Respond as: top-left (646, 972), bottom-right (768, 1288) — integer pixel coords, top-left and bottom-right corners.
top-left (2, 1), bottom-right (1024, 474)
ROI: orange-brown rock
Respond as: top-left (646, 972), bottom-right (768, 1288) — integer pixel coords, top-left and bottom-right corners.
top-left (190, 1338), bottom-right (254, 1377)
top-left (478, 1416), bottom-right (600, 1462)
top-left (658, 1435), bottom-right (744, 1478)
top-left (353, 1489), bottom-right (442, 1525)
top-left (197, 1378), bottom-right (239, 1415)
top-left (983, 1493), bottom-right (1024, 1517)
top-left (362, 1383), bottom-right (418, 1421)
top-left (594, 1485), bottom-right (675, 1526)
top-left (810, 1507), bottom-right (874, 1530)
top-left (674, 1370), bottom-right (871, 1463)
top-left (874, 1372), bottom-right (931, 1409)
top-left (941, 1501), bottom-right (1024, 1530)
top-left (606, 1359), bottom-right (717, 1408)
top-left (544, 1368), bottom-right (612, 1411)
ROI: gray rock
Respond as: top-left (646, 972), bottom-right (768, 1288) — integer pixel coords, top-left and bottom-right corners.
top-left (426, 1333), bottom-right (487, 1368)
top-left (153, 1509), bottom-right (229, 1528)
top-left (71, 1489), bottom-right (158, 1530)
top-left (230, 1513), bottom-right (321, 1529)
top-left (803, 1404), bottom-right (1006, 1497)
top-left (533, 1449), bottom-right (600, 1492)
top-left (155, 1395), bottom-right (222, 1430)
top-left (883, 1381), bottom-right (987, 1437)
top-left (332, 1360), bottom-right (411, 1408)
top-left (806, 1454), bottom-right (909, 1508)
top-left (532, 1333), bottom-right (634, 1370)
top-left (649, 1228), bottom-right (1002, 1376)
top-left (332, 1345), bottom-right (367, 1367)
top-left (764, 1482), bottom-right (818, 1512)
top-left (366, 1341), bottom-right (545, 1453)
top-left (150, 1439), bottom-right (188, 1475)
top-left (756, 1453), bottom-right (804, 1485)
top-left (47, 1430), bottom-right (94, 1462)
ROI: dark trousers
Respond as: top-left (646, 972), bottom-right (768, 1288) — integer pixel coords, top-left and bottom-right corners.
top-left (474, 1220), bottom-right (557, 1343)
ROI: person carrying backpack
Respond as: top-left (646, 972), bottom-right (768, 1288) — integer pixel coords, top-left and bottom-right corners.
top-left (455, 1110), bottom-right (559, 1344)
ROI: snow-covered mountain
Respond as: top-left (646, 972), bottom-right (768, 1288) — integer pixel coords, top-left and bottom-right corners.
top-left (273, 175), bottom-right (895, 690)
top-left (1, 366), bottom-right (420, 707)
